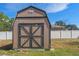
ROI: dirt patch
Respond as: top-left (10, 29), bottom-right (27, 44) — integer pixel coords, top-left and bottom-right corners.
top-left (0, 40), bottom-right (12, 50)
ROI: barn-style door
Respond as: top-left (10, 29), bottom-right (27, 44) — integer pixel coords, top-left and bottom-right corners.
top-left (18, 23), bottom-right (44, 48)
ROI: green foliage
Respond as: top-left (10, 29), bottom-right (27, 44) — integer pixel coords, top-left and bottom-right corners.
top-left (54, 20), bottom-right (79, 30)
top-left (65, 24), bottom-right (79, 30)
top-left (0, 12), bottom-right (14, 31)
top-left (0, 12), bottom-right (9, 21)
top-left (55, 20), bottom-right (66, 26)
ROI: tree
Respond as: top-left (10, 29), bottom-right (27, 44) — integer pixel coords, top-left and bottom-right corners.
top-left (0, 12), bottom-right (9, 22)
top-left (9, 18), bottom-right (14, 24)
top-left (8, 18), bottom-right (14, 31)
top-left (0, 12), bottom-right (9, 31)
top-left (0, 12), bottom-right (14, 31)
top-left (55, 20), bottom-right (66, 26)
top-left (54, 20), bottom-right (79, 30)
top-left (65, 24), bottom-right (78, 30)
top-left (3, 18), bottom-right (14, 31)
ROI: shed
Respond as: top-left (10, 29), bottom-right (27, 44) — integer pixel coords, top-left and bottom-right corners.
top-left (13, 6), bottom-right (51, 50)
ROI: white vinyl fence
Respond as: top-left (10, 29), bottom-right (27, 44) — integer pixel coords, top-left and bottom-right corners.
top-left (0, 30), bottom-right (79, 40)
top-left (51, 30), bottom-right (79, 39)
top-left (0, 31), bottom-right (12, 40)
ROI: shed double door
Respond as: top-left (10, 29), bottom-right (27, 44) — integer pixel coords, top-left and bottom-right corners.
top-left (18, 23), bottom-right (44, 48)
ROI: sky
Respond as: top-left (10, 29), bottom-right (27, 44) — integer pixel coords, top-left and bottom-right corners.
top-left (0, 3), bottom-right (79, 27)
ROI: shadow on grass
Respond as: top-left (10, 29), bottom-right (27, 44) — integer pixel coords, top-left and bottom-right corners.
top-left (0, 44), bottom-right (12, 50)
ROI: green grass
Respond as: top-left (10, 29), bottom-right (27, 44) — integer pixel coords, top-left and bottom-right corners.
top-left (0, 39), bottom-right (79, 56)
top-left (0, 48), bottom-right (79, 56)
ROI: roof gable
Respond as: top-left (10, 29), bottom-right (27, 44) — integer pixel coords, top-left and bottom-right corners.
top-left (16, 6), bottom-right (51, 28)
top-left (17, 6), bottom-right (46, 17)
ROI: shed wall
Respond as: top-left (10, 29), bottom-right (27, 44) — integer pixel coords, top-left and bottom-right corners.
top-left (13, 18), bottom-right (50, 49)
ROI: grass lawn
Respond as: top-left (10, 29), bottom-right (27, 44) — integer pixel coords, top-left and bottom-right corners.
top-left (0, 39), bottom-right (79, 56)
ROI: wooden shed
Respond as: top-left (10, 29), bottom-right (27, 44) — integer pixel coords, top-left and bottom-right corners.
top-left (13, 6), bottom-right (51, 50)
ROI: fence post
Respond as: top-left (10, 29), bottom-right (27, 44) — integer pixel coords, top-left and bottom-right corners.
top-left (60, 30), bottom-right (61, 39)
top-left (6, 31), bottom-right (7, 40)
top-left (71, 30), bottom-right (72, 39)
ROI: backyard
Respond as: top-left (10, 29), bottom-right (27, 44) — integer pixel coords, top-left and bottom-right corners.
top-left (0, 39), bottom-right (79, 56)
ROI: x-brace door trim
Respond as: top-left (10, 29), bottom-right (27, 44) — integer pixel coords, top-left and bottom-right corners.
top-left (18, 23), bottom-right (44, 48)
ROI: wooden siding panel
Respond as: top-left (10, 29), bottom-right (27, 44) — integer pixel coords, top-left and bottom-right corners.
top-left (17, 8), bottom-right (45, 17)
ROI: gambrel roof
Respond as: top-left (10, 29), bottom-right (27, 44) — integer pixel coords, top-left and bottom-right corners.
top-left (16, 6), bottom-right (51, 28)
top-left (17, 6), bottom-right (46, 16)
